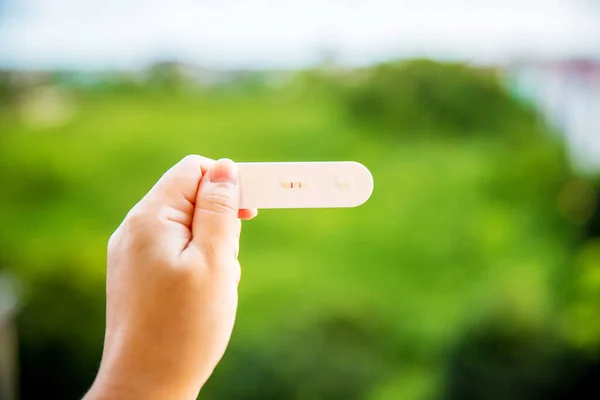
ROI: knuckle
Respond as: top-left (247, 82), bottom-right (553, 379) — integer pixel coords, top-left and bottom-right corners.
top-left (200, 191), bottom-right (238, 214)
top-left (107, 225), bottom-right (130, 266)
top-left (124, 206), bottom-right (148, 228)
top-left (125, 204), bottom-right (162, 230)
top-left (119, 205), bottom-right (165, 250)
top-left (107, 229), bottom-right (120, 253)
top-left (180, 154), bottom-right (201, 166)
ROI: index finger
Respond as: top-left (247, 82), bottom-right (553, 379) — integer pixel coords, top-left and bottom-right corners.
top-left (142, 154), bottom-right (215, 210)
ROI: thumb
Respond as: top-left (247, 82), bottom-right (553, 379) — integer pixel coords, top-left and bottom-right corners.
top-left (190, 158), bottom-right (241, 262)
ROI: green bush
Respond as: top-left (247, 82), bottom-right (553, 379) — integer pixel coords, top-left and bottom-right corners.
top-left (202, 313), bottom-right (396, 400)
top-left (344, 59), bottom-right (539, 137)
top-left (443, 316), bottom-right (594, 400)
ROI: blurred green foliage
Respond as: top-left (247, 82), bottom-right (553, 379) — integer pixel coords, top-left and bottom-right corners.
top-left (343, 60), bottom-right (540, 138)
top-left (1, 60), bottom-right (600, 399)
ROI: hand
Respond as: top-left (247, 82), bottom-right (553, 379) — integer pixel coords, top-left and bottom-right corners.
top-left (84, 156), bottom-right (257, 400)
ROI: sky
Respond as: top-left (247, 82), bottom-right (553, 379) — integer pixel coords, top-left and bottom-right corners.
top-left (0, 0), bottom-right (599, 70)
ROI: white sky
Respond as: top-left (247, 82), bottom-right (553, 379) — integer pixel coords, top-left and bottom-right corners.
top-left (0, 0), bottom-right (599, 69)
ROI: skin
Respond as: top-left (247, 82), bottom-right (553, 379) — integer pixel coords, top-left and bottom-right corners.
top-left (84, 156), bottom-right (257, 400)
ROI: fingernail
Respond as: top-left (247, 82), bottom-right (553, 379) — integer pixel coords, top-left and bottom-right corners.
top-left (209, 159), bottom-right (238, 184)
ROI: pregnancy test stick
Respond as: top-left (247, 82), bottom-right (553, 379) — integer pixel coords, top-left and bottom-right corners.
top-left (237, 161), bottom-right (373, 209)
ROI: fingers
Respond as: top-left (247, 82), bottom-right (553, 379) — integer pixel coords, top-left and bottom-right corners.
top-left (190, 159), bottom-right (241, 262)
top-left (142, 155), bottom-right (215, 213)
top-left (137, 155), bottom-right (256, 225)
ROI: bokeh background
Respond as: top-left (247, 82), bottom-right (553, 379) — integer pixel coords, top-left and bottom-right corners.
top-left (1, 1), bottom-right (600, 399)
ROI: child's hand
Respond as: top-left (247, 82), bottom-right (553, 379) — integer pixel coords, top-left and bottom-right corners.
top-left (85, 156), bottom-right (256, 400)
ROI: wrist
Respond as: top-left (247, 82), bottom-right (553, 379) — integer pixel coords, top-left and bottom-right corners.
top-left (85, 371), bottom-right (198, 400)
top-left (84, 368), bottom-right (163, 400)
top-left (84, 350), bottom-right (202, 400)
